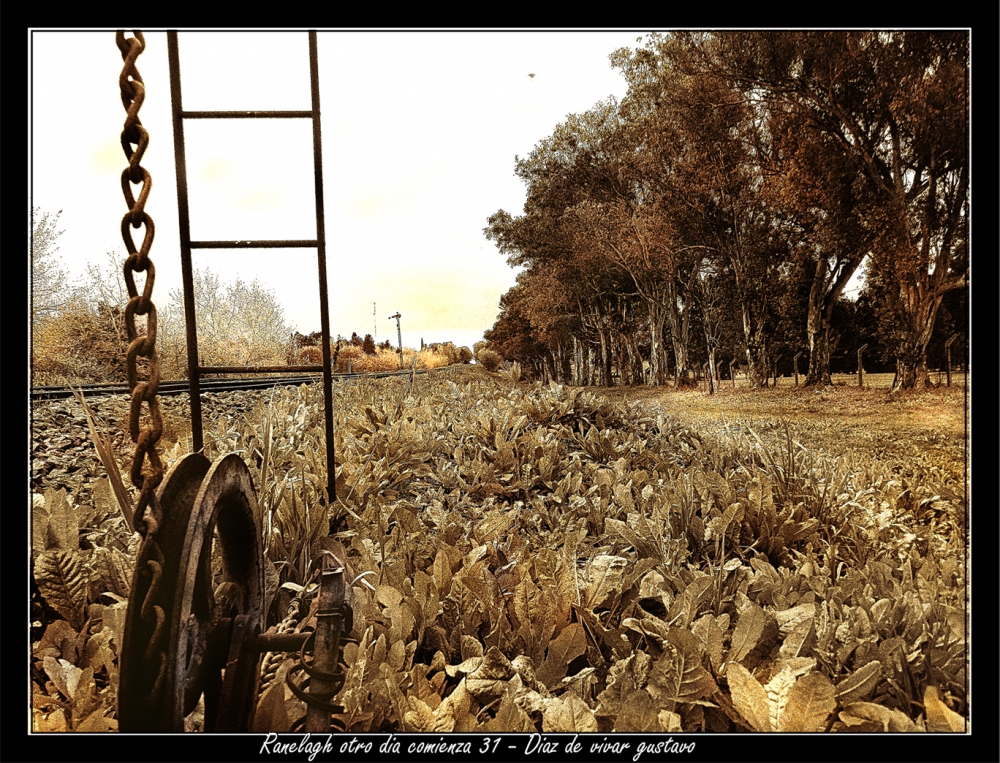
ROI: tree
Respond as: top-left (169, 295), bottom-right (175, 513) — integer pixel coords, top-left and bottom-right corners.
top-left (160, 266), bottom-right (293, 376)
top-left (362, 333), bottom-right (377, 355)
top-left (612, 36), bottom-right (791, 389)
top-left (32, 251), bottom-right (135, 383)
top-left (688, 31), bottom-right (968, 390)
top-left (30, 208), bottom-right (68, 331)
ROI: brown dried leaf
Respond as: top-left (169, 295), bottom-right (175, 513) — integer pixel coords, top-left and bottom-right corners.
top-left (461, 574), bottom-right (499, 621)
top-left (605, 518), bottom-right (657, 558)
top-left (622, 614), bottom-right (671, 648)
top-left (445, 656), bottom-right (483, 678)
top-left (102, 600), bottom-right (128, 653)
top-left (835, 660), bottom-right (882, 705)
top-left (839, 702), bottom-right (918, 732)
top-left (34, 620), bottom-right (80, 663)
top-left (646, 630), bottom-right (718, 708)
top-left (775, 602), bottom-right (816, 635)
top-left (404, 696), bottom-right (437, 732)
top-left (44, 488), bottom-right (79, 552)
top-left (380, 661), bottom-right (409, 727)
top-left (388, 638), bottom-right (406, 673)
top-left (438, 678), bottom-right (472, 732)
top-left (485, 680), bottom-right (535, 732)
top-left (32, 494), bottom-right (50, 557)
top-left (583, 555), bottom-right (628, 610)
top-left (35, 550), bottom-right (88, 631)
top-left (691, 614), bottom-right (725, 672)
top-left (33, 707), bottom-right (68, 732)
top-left (658, 709), bottom-right (683, 732)
top-left (475, 511), bottom-right (515, 544)
top-left (665, 575), bottom-right (714, 629)
top-left (466, 646), bottom-right (515, 702)
top-left (432, 548), bottom-right (453, 594)
top-left (542, 691), bottom-right (597, 732)
top-left (43, 656), bottom-right (82, 702)
top-left (729, 602), bottom-right (767, 663)
top-left (75, 703), bottom-right (116, 732)
top-left (376, 585), bottom-right (403, 609)
top-left (461, 634), bottom-right (484, 661)
top-left (637, 569), bottom-right (667, 600)
top-left (923, 685), bottom-right (965, 732)
top-left (612, 689), bottom-right (660, 732)
top-left (778, 672), bottom-right (836, 732)
top-left (596, 651), bottom-right (652, 721)
top-left (726, 662), bottom-right (772, 732)
top-left (385, 599), bottom-right (415, 644)
top-left (511, 655), bottom-right (539, 691)
top-left (69, 665), bottom-right (99, 723)
top-left (536, 622), bottom-right (587, 689)
top-left (778, 616), bottom-right (815, 660)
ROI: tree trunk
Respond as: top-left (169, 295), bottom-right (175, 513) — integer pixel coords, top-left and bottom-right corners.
top-left (597, 326), bottom-right (611, 387)
top-left (741, 301), bottom-right (768, 388)
top-left (805, 323), bottom-right (833, 387)
top-left (891, 281), bottom-right (945, 392)
top-left (804, 256), bottom-right (858, 387)
top-left (893, 338), bottom-right (931, 391)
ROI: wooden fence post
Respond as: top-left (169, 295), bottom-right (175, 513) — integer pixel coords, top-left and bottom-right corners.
top-left (729, 359), bottom-right (737, 389)
top-left (857, 344), bottom-right (869, 388)
top-left (945, 334), bottom-right (959, 387)
top-left (793, 352), bottom-right (803, 387)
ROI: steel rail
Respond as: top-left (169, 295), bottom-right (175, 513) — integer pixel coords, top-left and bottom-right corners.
top-left (31, 368), bottom-right (429, 401)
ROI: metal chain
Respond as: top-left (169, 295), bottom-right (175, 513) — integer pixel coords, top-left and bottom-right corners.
top-left (258, 595), bottom-right (306, 699)
top-left (116, 30), bottom-right (164, 532)
top-left (117, 29), bottom-right (169, 716)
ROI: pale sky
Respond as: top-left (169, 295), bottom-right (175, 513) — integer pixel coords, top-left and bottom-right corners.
top-left (29, 29), bottom-right (651, 352)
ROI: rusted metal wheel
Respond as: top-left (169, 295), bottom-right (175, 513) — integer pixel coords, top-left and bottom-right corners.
top-left (119, 453), bottom-right (265, 731)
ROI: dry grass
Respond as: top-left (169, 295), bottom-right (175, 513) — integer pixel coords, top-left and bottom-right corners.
top-left (32, 364), bottom-right (969, 732)
top-left (603, 373), bottom-right (969, 474)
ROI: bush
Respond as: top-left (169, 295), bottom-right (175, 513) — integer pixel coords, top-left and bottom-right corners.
top-left (32, 297), bottom-right (129, 384)
top-left (476, 348), bottom-right (502, 372)
top-left (298, 346), bottom-right (323, 365)
top-left (335, 344), bottom-right (364, 372)
top-left (458, 346), bottom-right (473, 364)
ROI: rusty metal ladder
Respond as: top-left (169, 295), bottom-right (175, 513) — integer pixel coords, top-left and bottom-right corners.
top-left (166, 30), bottom-right (336, 503)
top-left (117, 30), bottom-right (349, 733)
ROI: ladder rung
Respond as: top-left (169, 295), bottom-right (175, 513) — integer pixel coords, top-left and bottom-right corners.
top-left (190, 240), bottom-right (319, 249)
top-left (182, 110), bottom-right (313, 119)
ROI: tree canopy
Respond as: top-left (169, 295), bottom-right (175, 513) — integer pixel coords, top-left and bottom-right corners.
top-left (484, 31), bottom-right (968, 391)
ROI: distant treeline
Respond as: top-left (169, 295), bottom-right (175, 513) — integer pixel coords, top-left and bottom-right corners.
top-left (481, 32), bottom-right (967, 392)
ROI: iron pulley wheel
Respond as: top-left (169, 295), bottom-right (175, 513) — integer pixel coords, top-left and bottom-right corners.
top-left (119, 453), bottom-right (265, 732)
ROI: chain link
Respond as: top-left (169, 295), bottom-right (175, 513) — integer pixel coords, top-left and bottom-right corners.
top-left (117, 29), bottom-right (169, 720)
top-left (116, 30), bottom-right (164, 533)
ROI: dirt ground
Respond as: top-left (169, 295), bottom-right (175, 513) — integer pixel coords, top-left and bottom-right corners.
top-left (590, 373), bottom-right (970, 480)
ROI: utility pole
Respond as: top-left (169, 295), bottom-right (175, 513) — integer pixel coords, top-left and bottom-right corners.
top-left (389, 312), bottom-right (403, 369)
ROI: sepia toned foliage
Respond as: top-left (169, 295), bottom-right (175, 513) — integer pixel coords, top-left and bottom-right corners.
top-left (484, 32), bottom-right (968, 392)
top-left (31, 366), bottom-right (967, 732)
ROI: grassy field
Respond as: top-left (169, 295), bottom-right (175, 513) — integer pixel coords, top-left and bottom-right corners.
top-left (611, 373), bottom-right (968, 475)
top-left (31, 364), bottom-right (969, 733)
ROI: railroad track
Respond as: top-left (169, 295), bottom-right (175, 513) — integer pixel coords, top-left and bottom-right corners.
top-left (31, 368), bottom-right (429, 401)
